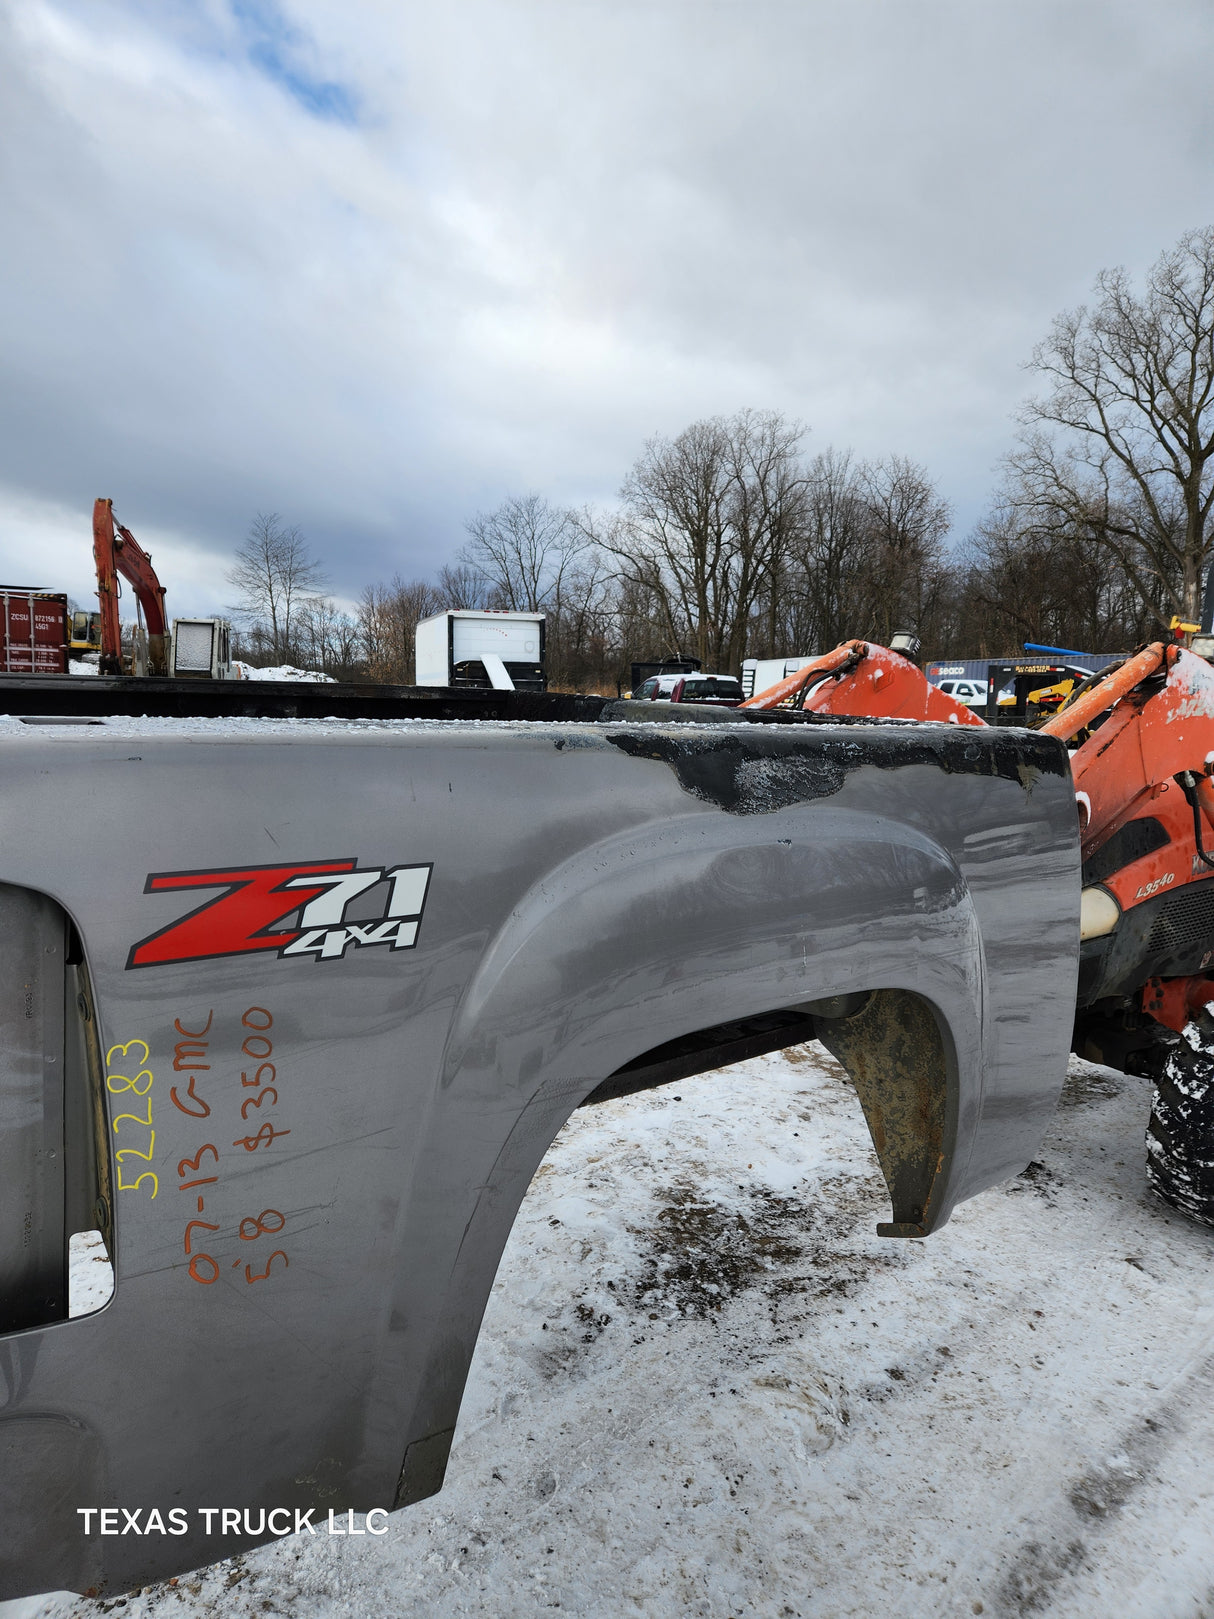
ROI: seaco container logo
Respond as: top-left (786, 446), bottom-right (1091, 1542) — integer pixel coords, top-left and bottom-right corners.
top-left (126, 859), bottom-right (432, 970)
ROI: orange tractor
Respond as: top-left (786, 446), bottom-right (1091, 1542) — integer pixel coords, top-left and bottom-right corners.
top-left (742, 632), bottom-right (1214, 1223)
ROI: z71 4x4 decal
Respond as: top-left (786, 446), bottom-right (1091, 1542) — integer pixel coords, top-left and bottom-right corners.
top-left (127, 859), bottom-right (432, 969)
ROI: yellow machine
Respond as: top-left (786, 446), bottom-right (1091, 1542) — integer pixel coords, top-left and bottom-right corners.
top-left (68, 609), bottom-right (102, 661)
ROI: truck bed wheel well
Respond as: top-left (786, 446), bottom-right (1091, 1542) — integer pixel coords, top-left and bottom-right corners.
top-left (582, 1006), bottom-right (819, 1106)
top-left (813, 989), bottom-right (956, 1238)
top-left (586, 987), bottom-right (956, 1239)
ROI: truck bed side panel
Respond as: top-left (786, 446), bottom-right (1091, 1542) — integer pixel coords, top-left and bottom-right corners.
top-left (0, 718), bottom-right (1078, 1596)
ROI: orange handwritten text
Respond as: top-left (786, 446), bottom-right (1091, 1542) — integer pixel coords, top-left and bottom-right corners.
top-left (174, 1006), bottom-right (293, 1286)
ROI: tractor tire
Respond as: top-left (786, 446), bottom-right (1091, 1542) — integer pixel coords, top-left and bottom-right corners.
top-left (1146, 1008), bottom-right (1214, 1225)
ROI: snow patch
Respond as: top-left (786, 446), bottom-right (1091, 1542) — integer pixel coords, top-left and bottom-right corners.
top-left (231, 663), bottom-right (334, 683)
top-left (67, 1230), bottom-right (113, 1317)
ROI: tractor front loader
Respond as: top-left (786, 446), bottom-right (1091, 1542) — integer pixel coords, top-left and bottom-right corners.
top-left (739, 636), bottom-right (985, 726)
top-left (744, 635), bottom-right (1214, 1223)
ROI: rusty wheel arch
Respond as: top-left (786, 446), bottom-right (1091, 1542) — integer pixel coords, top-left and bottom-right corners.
top-left (812, 988), bottom-right (958, 1238)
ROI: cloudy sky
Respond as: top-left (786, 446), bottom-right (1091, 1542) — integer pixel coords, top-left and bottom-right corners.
top-left (3, 0), bottom-right (1213, 615)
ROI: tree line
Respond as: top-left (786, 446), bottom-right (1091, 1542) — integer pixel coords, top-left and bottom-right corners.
top-left (228, 224), bottom-right (1214, 689)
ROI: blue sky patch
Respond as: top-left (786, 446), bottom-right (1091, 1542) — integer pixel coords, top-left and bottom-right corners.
top-left (230, 0), bottom-right (359, 123)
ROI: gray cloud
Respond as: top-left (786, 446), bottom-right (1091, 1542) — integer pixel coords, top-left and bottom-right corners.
top-left (3, 0), bottom-right (1213, 614)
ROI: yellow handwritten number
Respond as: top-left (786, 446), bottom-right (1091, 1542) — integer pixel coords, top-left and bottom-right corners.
top-left (107, 1037), bottom-right (156, 1197)
top-left (115, 1132), bottom-right (156, 1162)
top-left (106, 1038), bottom-right (150, 1067)
top-left (116, 1165), bottom-right (158, 1197)
top-left (112, 1098), bottom-right (152, 1129)
top-left (107, 1069), bottom-right (153, 1096)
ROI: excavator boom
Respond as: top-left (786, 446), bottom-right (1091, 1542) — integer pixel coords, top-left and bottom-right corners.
top-left (92, 497), bottom-right (169, 676)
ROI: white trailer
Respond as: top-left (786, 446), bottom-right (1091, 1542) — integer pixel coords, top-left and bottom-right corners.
top-left (415, 610), bottom-right (546, 691)
top-left (740, 656), bottom-right (816, 700)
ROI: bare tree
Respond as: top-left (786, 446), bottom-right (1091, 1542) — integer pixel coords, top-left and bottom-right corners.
top-left (357, 576), bottom-right (442, 683)
top-left (856, 456), bottom-right (952, 645)
top-left (605, 411), bottom-right (806, 671)
top-left (295, 596), bottom-right (362, 678)
top-left (546, 545), bottom-right (619, 690)
top-left (436, 562), bottom-right (494, 610)
top-left (736, 444), bottom-right (951, 660)
top-left (461, 494), bottom-right (582, 612)
top-left (608, 417), bottom-right (732, 667)
top-left (346, 414), bottom-right (972, 692)
top-left (227, 513), bottom-right (327, 664)
top-left (953, 506), bottom-right (1160, 656)
top-left (769, 447), bottom-right (870, 655)
top-left (724, 410), bottom-right (808, 669)
top-left (1010, 225), bottom-right (1214, 624)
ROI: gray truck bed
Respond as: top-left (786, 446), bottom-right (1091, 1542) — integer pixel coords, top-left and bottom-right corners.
top-left (0, 710), bottom-right (1079, 1597)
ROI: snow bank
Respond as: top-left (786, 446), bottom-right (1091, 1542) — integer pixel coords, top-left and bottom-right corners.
top-left (231, 662), bottom-right (334, 683)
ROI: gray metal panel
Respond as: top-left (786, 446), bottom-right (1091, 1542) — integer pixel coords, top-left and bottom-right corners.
top-left (0, 718), bottom-right (1079, 1597)
top-left (0, 883), bottom-right (66, 1333)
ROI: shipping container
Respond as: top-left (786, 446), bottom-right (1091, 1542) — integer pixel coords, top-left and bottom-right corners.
top-left (0, 588), bottom-right (68, 675)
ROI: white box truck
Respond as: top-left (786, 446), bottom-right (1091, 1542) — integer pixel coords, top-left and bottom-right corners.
top-left (415, 610), bottom-right (546, 691)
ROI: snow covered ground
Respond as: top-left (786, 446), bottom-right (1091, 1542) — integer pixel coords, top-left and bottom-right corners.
top-left (62, 660), bottom-right (334, 683)
top-left (231, 663), bottom-right (334, 682)
top-left (66, 1232), bottom-right (113, 1317)
top-left (8, 1042), bottom-right (1214, 1619)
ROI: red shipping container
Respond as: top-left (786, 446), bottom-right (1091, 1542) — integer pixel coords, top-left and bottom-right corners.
top-left (0, 588), bottom-right (69, 674)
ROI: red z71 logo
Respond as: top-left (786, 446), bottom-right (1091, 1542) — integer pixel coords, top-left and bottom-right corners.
top-left (127, 859), bottom-right (432, 970)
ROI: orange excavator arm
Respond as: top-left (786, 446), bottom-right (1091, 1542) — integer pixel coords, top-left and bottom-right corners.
top-left (739, 638), bottom-right (985, 726)
top-left (93, 498), bottom-right (169, 676)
